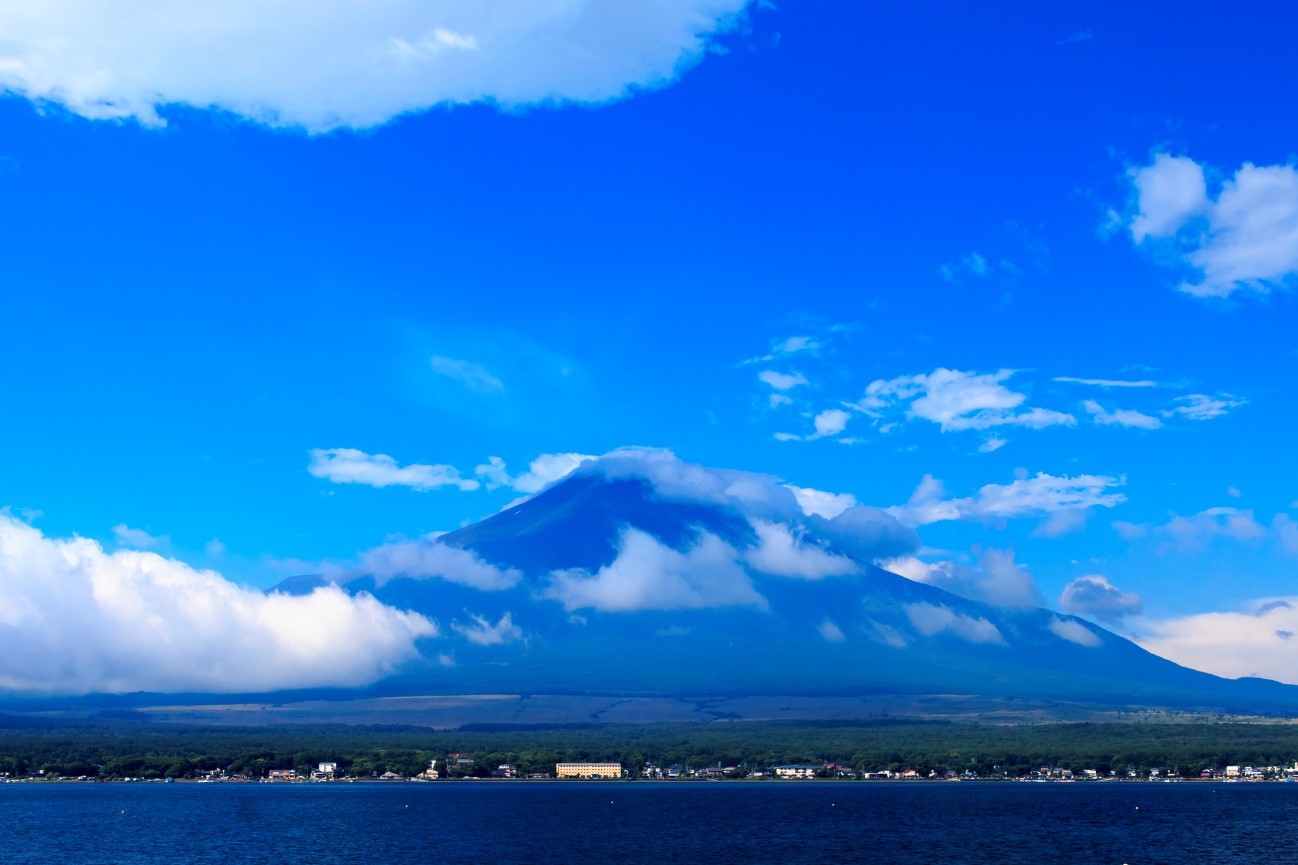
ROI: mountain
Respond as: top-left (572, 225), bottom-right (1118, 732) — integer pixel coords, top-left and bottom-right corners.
top-left (275, 449), bottom-right (1298, 712)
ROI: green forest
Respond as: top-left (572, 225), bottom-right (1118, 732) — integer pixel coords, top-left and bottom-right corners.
top-left (5, 715), bottom-right (1298, 780)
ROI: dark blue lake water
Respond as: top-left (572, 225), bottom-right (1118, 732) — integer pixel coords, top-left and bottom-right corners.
top-left (1, 781), bottom-right (1292, 864)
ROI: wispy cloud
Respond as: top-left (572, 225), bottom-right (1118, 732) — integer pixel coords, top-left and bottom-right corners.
top-left (888, 471), bottom-right (1126, 527)
top-left (309, 447), bottom-right (480, 492)
top-left (856, 368), bottom-right (1075, 432)
top-left (1083, 399), bottom-right (1162, 430)
top-left (1054, 376), bottom-right (1158, 388)
top-left (1163, 393), bottom-right (1246, 421)
top-left (112, 524), bottom-right (170, 550)
top-left (430, 355), bottom-right (504, 393)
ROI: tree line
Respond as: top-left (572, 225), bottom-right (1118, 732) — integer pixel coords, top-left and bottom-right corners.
top-left (4, 715), bottom-right (1298, 780)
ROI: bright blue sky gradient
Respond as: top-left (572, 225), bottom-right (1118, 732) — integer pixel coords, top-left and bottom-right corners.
top-left (1, 2), bottom-right (1296, 686)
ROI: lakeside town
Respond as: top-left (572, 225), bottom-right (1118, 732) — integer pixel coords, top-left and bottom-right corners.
top-left (6, 755), bottom-right (1298, 784)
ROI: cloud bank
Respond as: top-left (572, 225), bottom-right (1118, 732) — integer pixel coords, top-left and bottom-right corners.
top-left (0, 0), bottom-right (753, 131)
top-left (0, 514), bottom-right (434, 694)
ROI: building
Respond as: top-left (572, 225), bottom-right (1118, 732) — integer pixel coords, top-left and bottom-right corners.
top-left (266, 769), bottom-right (297, 782)
top-left (775, 764), bottom-right (820, 779)
top-left (555, 762), bottom-right (623, 779)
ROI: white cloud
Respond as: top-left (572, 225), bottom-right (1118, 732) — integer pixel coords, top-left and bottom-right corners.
top-left (811, 408), bottom-right (851, 438)
top-left (544, 528), bottom-right (766, 613)
top-left (1116, 507), bottom-right (1269, 554)
top-left (1053, 376), bottom-right (1159, 388)
top-left (1275, 514), bottom-right (1298, 556)
top-left (0, 513), bottom-right (434, 694)
top-left (451, 611), bottom-right (523, 646)
top-left (309, 447), bottom-right (478, 492)
top-left (785, 485), bottom-right (857, 519)
top-left (430, 356), bottom-right (504, 393)
top-left (818, 618), bottom-right (845, 643)
top-left (0, 0), bottom-right (754, 132)
top-left (742, 334), bottom-right (823, 365)
top-left (1083, 399), bottom-right (1162, 430)
top-left (940, 251), bottom-right (990, 282)
top-left (475, 452), bottom-right (594, 494)
top-left (1163, 393), bottom-right (1245, 421)
top-left (351, 535), bottom-right (522, 590)
top-left (888, 471), bottom-right (1126, 527)
top-left (1058, 575), bottom-right (1143, 623)
top-left (204, 538), bottom-right (226, 557)
top-left (112, 524), bottom-right (168, 550)
top-left (757, 370), bottom-right (808, 391)
top-left (978, 436), bottom-right (1007, 453)
top-left (882, 547), bottom-right (1042, 609)
top-left (742, 519), bottom-right (858, 580)
top-left (513, 452), bottom-right (595, 493)
top-left (1033, 508), bottom-right (1089, 538)
top-left (1128, 153), bottom-right (1209, 242)
top-left (857, 368), bottom-right (1074, 432)
top-left (903, 602), bottom-right (1005, 645)
top-left (1127, 154), bottom-right (1298, 298)
top-left (1138, 599), bottom-right (1298, 684)
top-left (773, 432), bottom-right (802, 442)
top-left (1049, 616), bottom-right (1102, 647)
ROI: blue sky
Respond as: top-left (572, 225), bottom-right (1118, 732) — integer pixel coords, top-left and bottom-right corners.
top-left (1, 1), bottom-right (1297, 691)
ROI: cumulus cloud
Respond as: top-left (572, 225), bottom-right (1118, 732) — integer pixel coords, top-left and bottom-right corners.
top-left (309, 447), bottom-right (479, 492)
top-left (888, 471), bottom-right (1126, 527)
top-left (475, 452), bottom-right (594, 494)
top-left (785, 485), bottom-right (857, 520)
top-left (544, 528), bottom-right (766, 612)
top-left (882, 548), bottom-right (1042, 609)
top-left (1163, 393), bottom-right (1246, 421)
top-left (1083, 399), bottom-right (1162, 430)
top-left (1058, 575), bottom-right (1144, 623)
top-left (758, 370), bottom-right (808, 391)
top-left (0, 514), bottom-right (434, 694)
top-left (589, 447), bottom-right (797, 517)
top-left (1128, 153), bottom-right (1209, 242)
top-left (811, 408), bottom-right (851, 438)
top-left (350, 535), bottom-right (522, 590)
top-left (742, 519), bottom-right (858, 580)
top-left (856, 368), bottom-right (1074, 432)
top-left (0, 0), bottom-right (754, 132)
top-left (1138, 598), bottom-right (1298, 684)
top-left (451, 611), bottom-right (523, 646)
top-left (903, 602), bottom-right (1005, 645)
top-left (1127, 153), bottom-right (1298, 298)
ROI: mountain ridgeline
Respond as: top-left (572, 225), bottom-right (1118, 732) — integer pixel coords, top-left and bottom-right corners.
top-left (276, 454), bottom-right (1298, 713)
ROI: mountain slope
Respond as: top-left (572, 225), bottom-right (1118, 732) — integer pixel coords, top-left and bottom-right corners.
top-left (277, 450), bottom-right (1298, 711)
